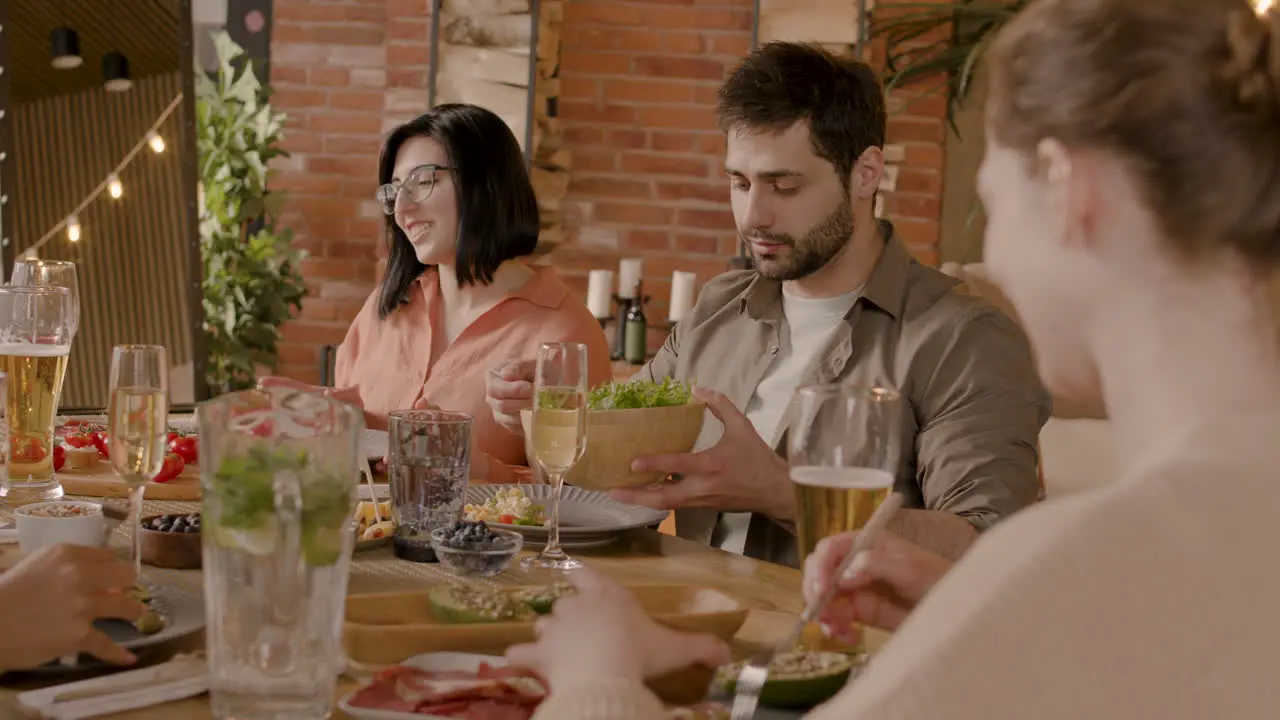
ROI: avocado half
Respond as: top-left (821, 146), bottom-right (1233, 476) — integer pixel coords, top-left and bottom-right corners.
top-left (715, 651), bottom-right (859, 709)
top-left (510, 582), bottom-right (575, 614)
top-left (427, 585), bottom-right (537, 624)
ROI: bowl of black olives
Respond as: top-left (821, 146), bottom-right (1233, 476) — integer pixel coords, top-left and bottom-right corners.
top-left (429, 521), bottom-right (522, 577)
top-left (139, 513), bottom-right (202, 569)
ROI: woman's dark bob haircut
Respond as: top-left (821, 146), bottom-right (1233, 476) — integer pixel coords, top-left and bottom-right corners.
top-left (376, 103), bottom-right (539, 319)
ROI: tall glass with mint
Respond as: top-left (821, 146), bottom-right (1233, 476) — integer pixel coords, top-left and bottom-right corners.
top-left (198, 387), bottom-right (362, 720)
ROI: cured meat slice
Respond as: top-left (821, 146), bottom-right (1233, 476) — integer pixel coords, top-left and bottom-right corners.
top-left (347, 662), bottom-right (548, 717)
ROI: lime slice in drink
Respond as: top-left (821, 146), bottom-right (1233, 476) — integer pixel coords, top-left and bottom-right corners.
top-left (302, 527), bottom-right (345, 566)
top-left (211, 523), bottom-right (278, 555)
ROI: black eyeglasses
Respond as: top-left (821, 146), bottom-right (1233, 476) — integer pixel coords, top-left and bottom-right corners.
top-left (375, 164), bottom-right (452, 215)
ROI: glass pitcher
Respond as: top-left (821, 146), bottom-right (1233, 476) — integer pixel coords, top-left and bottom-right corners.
top-left (198, 387), bottom-right (363, 720)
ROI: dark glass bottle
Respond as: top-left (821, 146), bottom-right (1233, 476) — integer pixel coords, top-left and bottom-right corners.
top-left (624, 281), bottom-right (648, 365)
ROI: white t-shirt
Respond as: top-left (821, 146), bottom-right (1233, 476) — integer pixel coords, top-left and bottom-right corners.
top-left (717, 287), bottom-right (861, 554)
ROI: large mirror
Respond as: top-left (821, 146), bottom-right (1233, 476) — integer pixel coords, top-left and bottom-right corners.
top-left (0, 0), bottom-right (204, 411)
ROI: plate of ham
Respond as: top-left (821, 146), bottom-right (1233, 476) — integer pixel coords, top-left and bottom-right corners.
top-left (339, 653), bottom-right (544, 720)
top-left (340, 652), bottom-right (738, 719)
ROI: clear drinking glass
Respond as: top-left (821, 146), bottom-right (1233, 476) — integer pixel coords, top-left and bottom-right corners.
top-left (0, 286), bottom-right (72, 505)
top-left (788, 384), bottom-right (903, 565)
top-left (523, 342), bottom-right (589, 571)
top-left (198, 387), bottom-right (362, 720)
top-left (386, 410), bottom-right (472, 563)
top-left (10, 259), bottom-right (81, 340)
top-left (107, 345), bottom-right (169, 578)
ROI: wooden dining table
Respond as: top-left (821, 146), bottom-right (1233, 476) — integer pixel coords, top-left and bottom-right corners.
top-left (0, 497), bottom-right (884, 719)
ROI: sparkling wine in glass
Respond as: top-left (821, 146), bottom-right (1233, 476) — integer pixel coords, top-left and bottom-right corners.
top-left (522, 342), bottom-right (588, 571)
top-left (107, 345), bottom-right (168, 578)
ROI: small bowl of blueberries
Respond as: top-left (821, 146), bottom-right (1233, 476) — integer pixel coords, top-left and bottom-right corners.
top-left (139, 513), bottom-right (202, 570)
top-left (430, 520), bottom-right (523, 577)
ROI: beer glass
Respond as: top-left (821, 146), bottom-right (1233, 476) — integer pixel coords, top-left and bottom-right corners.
top-left (10, 259), bottom-right (81, 339)
top-left (107, 345), bottom-right (169, 577)
top-left (0, 286), bottom-right (73, 504)
top-left (788, 384), bottom-right (902, 564)
top-left (199, 387), bottom-right (362, 720)
top-left (524, 342), bottom-right (588, 571)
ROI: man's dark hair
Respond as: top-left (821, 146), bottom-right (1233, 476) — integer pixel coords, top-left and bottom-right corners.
top-left (376, 104), bottom-right (540, 319)
top-left (717, 42), bottom-right (886, 185)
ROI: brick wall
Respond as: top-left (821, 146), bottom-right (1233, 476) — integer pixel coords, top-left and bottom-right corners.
top-left (266, 0), bottom-right (947, 382)
top-left (267, 0), bottom-right (433, 383)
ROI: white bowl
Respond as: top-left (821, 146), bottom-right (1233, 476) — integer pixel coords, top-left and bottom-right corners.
top-left (15, 501), bottom-right (107, 553)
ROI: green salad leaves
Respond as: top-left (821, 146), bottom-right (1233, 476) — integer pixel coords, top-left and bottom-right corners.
top-left (587, 378), bottom-right (694, 410)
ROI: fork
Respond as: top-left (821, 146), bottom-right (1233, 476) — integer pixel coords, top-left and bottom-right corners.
top-left (729, 492), bottom-right (904, 720)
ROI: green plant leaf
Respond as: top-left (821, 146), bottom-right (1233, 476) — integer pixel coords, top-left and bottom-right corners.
top-left (197, 30), bottom-right (309, 394)
top-left (873, 0), bottom-right (1029, 133)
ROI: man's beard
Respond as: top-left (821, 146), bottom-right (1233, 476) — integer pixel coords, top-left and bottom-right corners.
top-left (744, 198), bottom-right (855, 281)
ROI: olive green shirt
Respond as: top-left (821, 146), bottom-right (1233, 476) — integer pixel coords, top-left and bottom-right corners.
top-left (634, 222), bottom-right (1051, 566)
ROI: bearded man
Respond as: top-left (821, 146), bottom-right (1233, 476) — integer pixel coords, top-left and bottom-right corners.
top-left (487, 42), bottom-right (1050, 567)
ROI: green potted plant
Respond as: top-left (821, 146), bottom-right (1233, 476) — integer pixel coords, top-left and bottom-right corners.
top-left (874, 1), bottom-right (1028, 133)
top-left (196, 31), bottom-right (307, 394)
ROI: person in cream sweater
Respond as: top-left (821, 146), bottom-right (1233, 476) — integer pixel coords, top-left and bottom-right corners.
top-left (503, 0), bottom-right (1280, 718)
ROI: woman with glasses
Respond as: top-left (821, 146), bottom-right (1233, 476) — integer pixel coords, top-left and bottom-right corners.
top-left (263, 104), bottom-right (611, 480)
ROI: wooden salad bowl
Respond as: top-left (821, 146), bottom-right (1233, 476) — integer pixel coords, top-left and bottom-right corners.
top-left (521, 402), bottom-right (705, 490)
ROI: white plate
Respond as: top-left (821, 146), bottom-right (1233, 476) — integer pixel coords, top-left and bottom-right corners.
top-left (338, 652), bottom-right (513, 720)
top-left (362, 429), bottom-right (388, 460)
top-left (59, 414), bottom-right (195, 431)
top-left (466, 484), bottom-right (668, 537)
top-left (63, 416), bottom-right (388, 455)
top-left (15, 584), bottom-right (205, 674)
top-left (356, 486), bottom-right (666, 549)
top-left (357, 483), bottom-right (390, 501)
top-left (339, 652), bottom-right (783, 719)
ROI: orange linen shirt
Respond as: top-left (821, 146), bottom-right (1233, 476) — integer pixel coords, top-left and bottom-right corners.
top-left (334, 265), bottom-right (613, 480)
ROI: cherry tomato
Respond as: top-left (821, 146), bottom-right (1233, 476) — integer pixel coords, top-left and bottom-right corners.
top-left (64, 432), bottom-right (95, 449)
top-left (498, 514), bottom-right (515, 525)
top-left (53, 444), bottom-right (66, 472)
top-left (153, 452), bottom-right (185, 483)
top-left (11, 436), bottom-right (46, 464)
top-left (167, 435), bottom-right (198, 465)
top-left (90, 431), bottom-right (109, 460)
top-left (167, 431), bottom-right (182, 443)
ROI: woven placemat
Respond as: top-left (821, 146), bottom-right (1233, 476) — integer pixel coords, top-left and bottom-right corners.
top-left (70, 497), bottom-right (515, 596)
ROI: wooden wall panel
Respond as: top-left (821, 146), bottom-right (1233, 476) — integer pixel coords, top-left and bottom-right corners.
top-left (757, 0), bottom-right (863, 46)
top-left (9, 72), bottom-right (195, 410)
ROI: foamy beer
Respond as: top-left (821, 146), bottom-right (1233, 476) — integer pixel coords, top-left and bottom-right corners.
top-left (0, 286), bottom-right (73, 503)
top-left (788, 384), bottom-right (902, 563)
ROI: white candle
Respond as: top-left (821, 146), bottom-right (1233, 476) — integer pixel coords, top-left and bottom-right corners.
top-left (668, 271), bottom-right (697, 323)
top-left (586, 269), bottom-right (614, 318)
top-left (617, 258), bottom-right (644, 299)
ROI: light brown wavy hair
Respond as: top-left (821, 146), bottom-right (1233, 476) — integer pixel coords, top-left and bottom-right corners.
top-left (987, 0), bottom-right (1280, 276)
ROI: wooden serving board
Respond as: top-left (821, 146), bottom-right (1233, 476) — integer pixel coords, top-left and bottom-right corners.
top-left (58, 461), bottom-right (201, 501)
top-left (344, 584), bottom-right (748, 666)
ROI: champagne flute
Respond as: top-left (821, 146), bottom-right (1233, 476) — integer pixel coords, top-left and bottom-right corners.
top-left (107, 345), bottom-right (168, 578)
top-left (522, 342), bottom-right (588, 571)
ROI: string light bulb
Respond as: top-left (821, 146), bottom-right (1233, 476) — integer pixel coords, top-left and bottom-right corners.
top-left (147, 131), bottom-right (165, 153)
top-left (66, 216), bottom-right (81, 243)
top-left (1259, 0), bottom-right (1274, 13)
top-left (107, 174), bottom-right (123, 199)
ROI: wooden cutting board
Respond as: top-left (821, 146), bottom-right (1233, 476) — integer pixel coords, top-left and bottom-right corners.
top-left (58, 460), bottom-right (201, 501)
